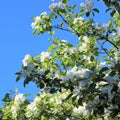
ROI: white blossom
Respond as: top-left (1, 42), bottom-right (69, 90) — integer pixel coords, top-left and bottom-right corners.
top-left (14, 93), bottom-right (26, 104)
top-left (80, 0), bottom-right (94, 12)
top-left (82, 36), bottom-right (90, 43)
top-left (27, 102), bottom-right (37, 111)
top-left (61, 39), bottom-right (67, 43)
top-left (80, 2), bottom-right (85, 7)
top-left (41, 12), bottom-right (47, 16)
top-left (31, 21), bottom-right (39, 29)
top-left (49, 2), bottom-right (63, 9)
top-left (11, 104), bottom-right (20, 118)
top-left (66, 47), bottom-right (76, 54)
top-left (26, 102), bottom-right (38, 118)
top-left (50, 98), bottom-right (54, 102)
top-left (83, 55), bottom-right (92, 63)
top-left (40, 51), bottom-right (50, 62)
top-left (34, 96), bottom-right (41, 103)
top-left (35, 16), bottom-right (41, 21)
top-left (79, 43), bottom-right (87, 52)
top-left (102, 23), bottom-right (110, 28)
top-left (73, 17), bottom-right (84, 24)
top-left (61, 67), bottom-right (92, 82)
top-left (73, 103), bottom-right (87, 116)
top-left (85, 0), bottom-right (94, 12)
top-left (66, 118), bottom-right (70, 120)
top-left (22, 54), bottom-right (31, 66)
top-left (31, 12), bottom-right (47, 30)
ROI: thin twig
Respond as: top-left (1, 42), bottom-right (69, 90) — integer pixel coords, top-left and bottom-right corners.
top-left (56, 11), bottom-right (80, 36)
top-left (52, 26), bottom-right (73, 33)
top-left (101, 37), bottom-right (118, 49)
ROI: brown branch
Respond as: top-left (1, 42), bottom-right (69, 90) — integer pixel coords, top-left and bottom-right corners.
top-left (55, 11), bottom-right (80, 36)
top-left (100, 36), bottom-right (118, 49)
top-left (52, 26), bottom-right (74, 33)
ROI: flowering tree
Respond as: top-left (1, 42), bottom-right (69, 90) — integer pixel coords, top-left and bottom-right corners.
top-left (1, 0), bottom-right (120, 119)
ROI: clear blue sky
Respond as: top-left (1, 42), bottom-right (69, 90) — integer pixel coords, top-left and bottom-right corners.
top-left (0, 0), bottom-right (109, 106)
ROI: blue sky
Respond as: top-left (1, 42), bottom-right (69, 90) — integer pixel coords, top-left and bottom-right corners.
top-left (0, 0), bottom-right (109, 106)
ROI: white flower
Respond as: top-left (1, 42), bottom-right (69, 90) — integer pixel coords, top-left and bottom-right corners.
top-left (66, 47), bottom-right (76, 54)
top-left (85, 0), bottom-right (94, 12)
top-left (82, 36), bottom-right (89, 43)
top-left (22, 54), bottom-right (31, 66)
top-left (26, 102), bottom-right (38, 118)
top-left (40, 91), bottom-right (46, 98)
top-left (49, 2), bottom-right (63, 9)
top-left (50, 98), bottom-right (54, 102)
top-left (73, 103), bottom-right (87, 116)
top-left (80, 2), bottom-right (85, 7)
top-left (55, 98), bottom-right (62, 104)
top-left (11, 104), bottom-right (20, 118)
top-left (96, 23), bottom-right (103, 30)
top-left (103, 23), bottom-right (110, 28)
top-left (14, 93), bottom-right (26, 104)
top-left (35, 16), bottom-right (41, 21)
top-left (34, 96), bottom-right (41, 103)
top-left (66, 118), bottom-right (70, 120)
top-left (80, 0), bottom-right (94, 12)
top-left (40, 51), bottom-right (50, 62)
top-left (27, 102), bottom-right (37, 111)
top-left (79, 43), bottom-right (87, 52)
top-left (31, 21), bottom-right (39, 29)
top-left (41, 12), bottom-right (47, 16)
top-left (61, 67), bottom-right (91, 82)
top-left (61, 39), bottom-right (67, 43)
top-left (73, 17), bottom-right (84, 24)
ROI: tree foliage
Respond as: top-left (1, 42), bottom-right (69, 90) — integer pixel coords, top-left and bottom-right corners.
top-left (1, 0), bottom-right (120, 119)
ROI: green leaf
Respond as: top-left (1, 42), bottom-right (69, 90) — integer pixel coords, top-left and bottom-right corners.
top-left (39, 81), bottom-right (45, 89)
top-left (86, 12), bottom-right (90, 17)
top-left (16, 75), bottom-right (21, 82)
top-left (72, 4), bottom-right (77, 9)
top-left (32, 29), bottom-right (37, 35)
top-left (90, 55), bottom-right (94, 61)
top-left (99, 67), bottom-right (109, 74)
top-left (92, 8), bottom-right (99, 13)
top-left (24, 76), bottom-right (32, 87)
top-left (2, 93), bottom-right (11, 102)
top-left (105, 8), bottom-right (112, 12)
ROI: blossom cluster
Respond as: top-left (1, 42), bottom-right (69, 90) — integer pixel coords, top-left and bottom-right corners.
top-left (1, 91), bottom-right (90, 119)
top-left (10, 94), bottom-right (26, 119)
top-left (80, 0), bottom-right (94, 12)
top-left (2, 0), bottom-right (120, 119)
top-left (31, 12), bottom-right (48, 30)
top-left (49, 2), bottom-right (63, 10)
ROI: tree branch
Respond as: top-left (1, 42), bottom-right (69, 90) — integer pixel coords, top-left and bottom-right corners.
top-left (101, 36), bottom-right (118, 49)
top-left (55, 11), bottom-right (80, 36)
top-left (52, 25), bottom-right (74, 33)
